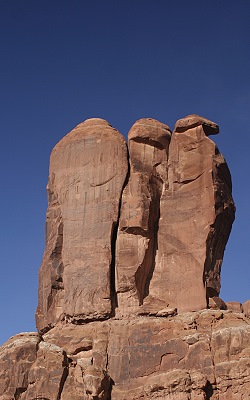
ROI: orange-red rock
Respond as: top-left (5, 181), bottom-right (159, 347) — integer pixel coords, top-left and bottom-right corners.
top-left (1, 311), bottom-right (250, 399)
top-left (115, 118), bottom-right (171, 316)
top-left (36, 118), bottom-right (128, 333)
top-left (243, 299), bottom-right (250, 318)
top-left (226, 301), bottom-right (243, 313)
top-left (0, 114), bottom-right (243, 400)
top-left (147, 115), bottom-right (235, 313)
top-left (0, 333), bottom-right (39, 400)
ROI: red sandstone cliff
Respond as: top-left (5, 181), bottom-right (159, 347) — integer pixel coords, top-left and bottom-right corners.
top-left (1, 115), bottom-right (248, 400)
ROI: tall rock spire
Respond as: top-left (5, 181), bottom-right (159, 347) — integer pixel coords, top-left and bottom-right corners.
top-left (147, 115), bottom-right (235, 312)
top-left (115, 118), bottom-right (171, 316)
top-left (1, 115), bottom-right (242, 400)
top-left (36, 118), bottom-right (128, 333)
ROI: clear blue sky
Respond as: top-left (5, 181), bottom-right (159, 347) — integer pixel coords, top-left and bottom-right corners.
top-left (0, 1), bottom-right (249, 346)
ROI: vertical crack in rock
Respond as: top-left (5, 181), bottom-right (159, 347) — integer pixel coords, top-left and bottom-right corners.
top-left (135, 172), bottom-right (163, 304)
top-left (110, 158), bottom-right (130, 316)
top-left (110, 221), bottom-right (119, 314)
top-left (115, 119), bottom-right (171, 316)
top-left (47, 218), bottom-right (64, 309)
top-left (57, 352), bottom-right (69, 400)
top-left (36, 177), bottom-right (65, 334)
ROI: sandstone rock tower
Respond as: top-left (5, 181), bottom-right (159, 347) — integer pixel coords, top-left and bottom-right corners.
top-left (36, 118), bottom-right (129, 331)
top-left (1, 115), bottom-right (250, 400)
top-left (36, 114), bottom-right (235, 331)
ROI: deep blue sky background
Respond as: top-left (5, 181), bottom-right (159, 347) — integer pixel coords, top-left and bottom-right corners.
top-left (0, 1), bottom-right (249, 345)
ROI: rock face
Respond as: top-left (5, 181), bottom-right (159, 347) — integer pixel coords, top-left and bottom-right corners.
top-left (115, 118), bottom-right (171, 316)
top-left (1, 311), bottom-right (250, 399)
top-left (116, 115), bottom-right (235, 316)
top-left (0, 333), bottom-right (40, 400)
top-left (1, 115), bottom-right (244, 400)
top-left (36, 118), bottom-right (128, 332)
top-left (146, 115), bottom-right (235, 313)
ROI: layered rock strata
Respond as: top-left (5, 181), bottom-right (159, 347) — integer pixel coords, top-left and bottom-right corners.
top-left (1, 308), bottom-right (250, 399)
top-left (0, 115), bottom-right (242, 399)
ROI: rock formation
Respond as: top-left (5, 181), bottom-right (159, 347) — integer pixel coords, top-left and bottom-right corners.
top-left (36, 118), bottom-right (128, 332)
top-left (146, 115), bottom-right (234, 313)
top-left (116, 115), bottom-right (235, 316)
top-left (2, 307), bottom-right (250, 399)
top-left (115, 118), bottom-right (171, 316)
top-left (1, 114), bottom-right (248, 400)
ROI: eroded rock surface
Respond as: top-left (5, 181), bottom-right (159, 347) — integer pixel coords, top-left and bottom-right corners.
top-left (115, 118), bottom-right (171, 316)
top-left (0, 332), bottom-right (39, 400)
top-left (147, 115), bottom-right (235, 313)
top-left (36, 118), bottom-right (128, 333)
top-left (1, 311), bottom-right (250, 399)
top-left (0, 115), bottom-right (243, 399)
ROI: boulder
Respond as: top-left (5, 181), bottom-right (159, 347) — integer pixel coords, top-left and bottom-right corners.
top-left (174, 113), bottom-right (219, 135)
top-left (226, 301), bottom-right (243, 313)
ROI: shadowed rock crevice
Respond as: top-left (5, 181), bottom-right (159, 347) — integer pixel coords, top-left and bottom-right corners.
top-left (14, 387), bottom-right (27, 400)
top-left (203, 380), bottom-right (214, 399)
top-left (36, 181), bottom-right (65, 333)
top-left (57, 354), bottom-right (69, 400)
top-left (135, 173), bottom-right (163, 304)
top-left (47, 219), bottom-right (64, 312)
top-left (110, 221), bottom-right (120, 314)
top-left (110, 152), bottom-right (130, 316)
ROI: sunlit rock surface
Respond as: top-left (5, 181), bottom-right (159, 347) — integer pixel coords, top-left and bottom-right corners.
top-left (1, 115), bottom-right (245, 400)
top-left (36, 118), bottom-right (128, 332)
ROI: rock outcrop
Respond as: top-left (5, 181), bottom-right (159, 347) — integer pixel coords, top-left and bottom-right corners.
top-left (36, 118), bottom-right (128, 332)
top-left (146, 115), bottom-right (234, 313)
top-left (1, 309), bottom-right (250, 399)
top-left (115, 118), bottom-right (171, 316)
top-left (1, 114), bottom-right (245, 400)
top-left (116, 115), bottom-right (235, 316)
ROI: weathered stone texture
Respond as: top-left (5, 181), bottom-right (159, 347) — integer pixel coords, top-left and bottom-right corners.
top-left (36, 118), bottom-right (128, 333)
top-left (1, 311), bottom-right (250, 399)
top-left (147, 115), bottom-right (235, 313)
top-left (22, 341), bottom-right (68, 400)
top-left (36, 115), bottom-right (235, 326)
top-left (243, 300), bottom-right (250, 318)
top-left (0, 115), bottom-right (243, 399)
top-left (115, 118), bottom-right (171, 316)
top-left (0, 332), bottom-right (39, 400)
